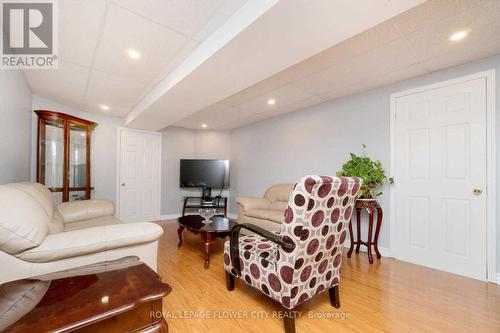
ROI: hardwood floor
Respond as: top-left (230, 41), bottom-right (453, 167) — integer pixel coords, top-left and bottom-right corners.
top-left (156, 220), bottom-right (500, 333)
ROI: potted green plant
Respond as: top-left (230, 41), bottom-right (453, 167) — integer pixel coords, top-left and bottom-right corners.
top-left (337, 145), bottom-right (393, 200)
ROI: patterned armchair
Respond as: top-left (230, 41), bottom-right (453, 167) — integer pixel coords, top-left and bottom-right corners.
top-left (224, 175), bottom-right (361, 333)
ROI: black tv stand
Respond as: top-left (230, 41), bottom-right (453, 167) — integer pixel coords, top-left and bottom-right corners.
top-left (182, 196), bottom-right (227, 217)
top-left (202, 187), bottom-right (212, 200)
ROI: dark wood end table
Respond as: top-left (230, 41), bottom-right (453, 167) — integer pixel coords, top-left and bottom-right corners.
top-left (2, 257), bottom-right (172, 332)
top-left (177, 215), bottom-right (236, 269)
top-left (347, 199), bottom-right (383, 264)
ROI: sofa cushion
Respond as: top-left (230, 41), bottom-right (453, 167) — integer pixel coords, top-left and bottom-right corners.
top-left (244, 216), bottom-right (282, 233)
top-left (264, 183), bottom-right (294, 202)
top-left (50, 211), bottom-right (65, 234)
top-left (245, 209), bottom-right (283, 223)
top-left (6, 182), bottom-right (64, 234)
top-left (5, 183), bottom-right (55, 221)
top-left (235, 197), bottom-right (271, 211)
top-left (63, 215), bottom-right (122, 231)
top-left (269, 201), bottom-right (288, 211)
top-left (15, 222), bottom-right (163, 263)
top-left (0, 279), bottom-right (51, 331)
top-left (266, 210), bottom-right (284, 223)
top-left (57, 199), bottom-right (115, 223)
top-left (0, 186), bottom-right (50, 254)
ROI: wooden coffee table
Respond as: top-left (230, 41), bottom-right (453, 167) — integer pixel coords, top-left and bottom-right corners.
top-left (177, 215), bottom-right (236, 269)
top-left (2, 257), bottom-right (172, 333)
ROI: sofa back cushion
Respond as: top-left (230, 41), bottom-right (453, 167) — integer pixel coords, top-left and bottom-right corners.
top-left (269, 201), bottom-right (288, 211)
top-left (0, 185), bottom-right (50, 254)
top-left (57, 199), bottom-right (115, 224)
top-left (5, 182), bottom-right (63, 234)
top-left (264, 183), bottom-right (294, 204)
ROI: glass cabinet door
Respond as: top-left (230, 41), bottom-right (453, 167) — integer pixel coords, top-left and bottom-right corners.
top-left (36, 110), bottom-right (97, 203)
top-left (39, 119), bottom-right (64, 204)
top-left (68, 123), bottom-right (89, 201)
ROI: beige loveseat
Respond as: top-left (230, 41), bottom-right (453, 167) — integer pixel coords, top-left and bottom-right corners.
top-left (236, 183), bottom-right (294, 232)
top-left (0, 182), bottom-right (163, 284)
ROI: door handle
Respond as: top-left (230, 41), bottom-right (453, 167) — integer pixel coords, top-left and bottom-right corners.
top-left (121, 182), bottom-right (126, 187)
top-left (473, 188), bottom-right (483, 195)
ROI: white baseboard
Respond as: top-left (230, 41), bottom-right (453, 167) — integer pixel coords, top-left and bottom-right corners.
top-left (343, 239), bottom-right (391, 258)
top-left (159, 214), bottom-right (181, 220)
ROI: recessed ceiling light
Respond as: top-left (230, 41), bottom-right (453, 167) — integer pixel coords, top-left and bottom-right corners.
top-left (127, 49), bottom-right (141, 59)
top-left (100, 104), bottom-right (110, 110)
top-left (267, 98), bottom-right (276, 105)
top-left (201, 123), bottom-right (208, 128)
top-left (449, 30), bottom-right (469, 42)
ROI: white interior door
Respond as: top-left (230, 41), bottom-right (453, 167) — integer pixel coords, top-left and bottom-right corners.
top-left (393, 77), bottom-right (487, 280)
top-left (118, 128), bottom-right (161, 222)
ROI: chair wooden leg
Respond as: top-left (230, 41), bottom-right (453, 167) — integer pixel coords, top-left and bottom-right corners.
top-left (283, 314), bottom-right (296, 333)
top-left (226, 272), bottom-right (235, 291)
top-left (329, 285), bottom-right (340, 308)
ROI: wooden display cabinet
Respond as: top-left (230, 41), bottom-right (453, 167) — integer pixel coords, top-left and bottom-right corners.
top-left (35, 110), bottom-right (97, 203)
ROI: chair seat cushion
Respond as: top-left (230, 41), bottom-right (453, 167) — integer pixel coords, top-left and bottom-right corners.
top-left (224, 235), bottom-right (283, 306)
top-left (63, 216), bottom-right (122, 231)
top-left (244, 209), bottom-right (283, 223)
top-left (224, 234), bottom-right (278, 266)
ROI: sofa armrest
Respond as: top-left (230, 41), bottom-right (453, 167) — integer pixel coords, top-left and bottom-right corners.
top-left (235, 197), bottom-right (271, 212)
top-left (57, 199), bottom-right (115, 223)
top-left (15, 222), bottom-right (163, 263)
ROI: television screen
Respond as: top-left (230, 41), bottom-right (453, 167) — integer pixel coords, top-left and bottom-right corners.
top-left (180, 159), bottom-right (229, 188)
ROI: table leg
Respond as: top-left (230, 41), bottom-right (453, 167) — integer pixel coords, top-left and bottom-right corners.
top-left (355, 208), bottom-right (361, 254)
top-left (159, 317), bottom-right (169, 332)
top-left (367, 208), bottom-right (374, 264)
top-left (374, 207), bottom-right (383, 259)
top-left (347, 217), bottom-right (355, 258)
top-left (177, 226), bottom-right (185, 247)
top-left (202, 232), bottom-right (214, 269)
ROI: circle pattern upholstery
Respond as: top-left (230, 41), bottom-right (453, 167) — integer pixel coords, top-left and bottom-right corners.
top-left (224, 175), bottom-right (361, 309)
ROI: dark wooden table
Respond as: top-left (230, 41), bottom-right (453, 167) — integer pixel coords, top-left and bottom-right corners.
top-left (347, 199), bottom-right (383, 264)
top-left (178, 215), bottom-right (236, 269)
top-left (2, 257), bottom-right (172, 332)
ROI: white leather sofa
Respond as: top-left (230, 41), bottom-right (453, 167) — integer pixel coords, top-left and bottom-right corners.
top-left (236, 183), bottom-right (294, 232)
top-left (0, 182), bottom-right (163, 284)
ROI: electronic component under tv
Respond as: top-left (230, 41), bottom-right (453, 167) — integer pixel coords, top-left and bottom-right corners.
top-left (180, 159), bottom-right (229, 189)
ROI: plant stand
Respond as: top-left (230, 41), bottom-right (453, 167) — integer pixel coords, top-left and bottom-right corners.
top-left (347, 199), bottom-right (382, 264)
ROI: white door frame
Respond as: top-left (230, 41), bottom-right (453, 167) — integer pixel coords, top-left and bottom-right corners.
top-left (389, 70), bottom-right (496, 283)
top-left (116, 127), bottom-right (162, 221)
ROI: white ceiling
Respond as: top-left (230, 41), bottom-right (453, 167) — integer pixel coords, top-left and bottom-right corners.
top-left (175, 0), bottom-right (500, 129)
top-left (25, 0), bottom-right (248, 116)
top-left (23, 0), bottom-right (500, 130)
top-left (125, 0), bottom-right (425, 129)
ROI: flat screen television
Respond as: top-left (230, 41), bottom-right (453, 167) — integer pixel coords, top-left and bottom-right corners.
top-left (180, 159), bottom-right (229, 189)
